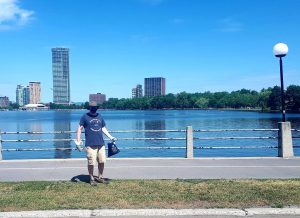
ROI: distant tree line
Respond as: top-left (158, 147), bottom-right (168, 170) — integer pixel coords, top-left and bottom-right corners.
top-left (20, 85), bottom-right (300, 112)
top-left (99, 85), bottom-right (300, 112)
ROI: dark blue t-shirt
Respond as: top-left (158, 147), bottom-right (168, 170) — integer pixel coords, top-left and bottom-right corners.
top-left (79, 113), bottom-right (106, 147)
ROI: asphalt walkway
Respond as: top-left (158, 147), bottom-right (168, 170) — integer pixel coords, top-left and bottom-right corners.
top-left (0, 157), bottom-right (300, 181)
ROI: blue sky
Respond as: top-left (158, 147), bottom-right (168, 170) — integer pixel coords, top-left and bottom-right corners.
top-left (0, 0), bottom-right (299, 103)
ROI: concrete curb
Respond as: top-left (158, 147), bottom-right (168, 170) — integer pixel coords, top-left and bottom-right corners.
top-left (1, 208), bottom-right (300, 217)
top-left (246, 207), bottom-right (300, 216)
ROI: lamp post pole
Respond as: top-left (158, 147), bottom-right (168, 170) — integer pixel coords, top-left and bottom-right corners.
top-left (279, 56), bottom-right (286, 122)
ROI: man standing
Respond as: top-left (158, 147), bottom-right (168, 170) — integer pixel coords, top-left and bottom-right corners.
top-left (76, 101), bottom-right (116, 186)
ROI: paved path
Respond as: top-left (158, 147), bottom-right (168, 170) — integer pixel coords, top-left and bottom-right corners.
top-left (0, 157), bottom-right (300, 181)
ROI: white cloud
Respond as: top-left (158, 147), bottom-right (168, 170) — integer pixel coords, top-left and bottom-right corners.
top-left (218, 18), bottom-right (243, 32)
top-left (0, 0), bottom-right (34, 31)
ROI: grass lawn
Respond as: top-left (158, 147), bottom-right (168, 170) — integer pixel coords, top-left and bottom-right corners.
top-left (0, 179), bottom-right (300, 212)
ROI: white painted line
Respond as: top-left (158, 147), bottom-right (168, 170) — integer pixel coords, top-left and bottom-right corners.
top-left (1, 156), bottom-right (299, 163)
top-left (0, 165), bottom-right (300, 170)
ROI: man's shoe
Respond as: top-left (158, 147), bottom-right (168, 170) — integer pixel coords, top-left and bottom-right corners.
top-left (89, 179), bottom-right (97, 186)
top-left (95, 177), bottom-right (109, 184)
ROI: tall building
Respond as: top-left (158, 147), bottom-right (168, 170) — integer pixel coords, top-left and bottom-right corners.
top-left (16, 84), bottom-right (32, 106)
top-left (23, 86), bottom-right (30, 105)
top-left (132, 84), bottom-right (143, 98)
top-left (29, 82), bottom-right (41, 104)
top-left (52, 47), bottom-right (70, 104)
top-left (0, 96), bottom-right (9, 108)
top-left (89, 93), bottom-right (106, 105)
top-left (144, 77), bottom-right (166, 97)
top-left (16, 85), bottom-right (25, 106)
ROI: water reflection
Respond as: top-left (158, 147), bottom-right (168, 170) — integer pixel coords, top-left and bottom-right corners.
top-left (53, 111), bottom-right (71, 158)
top-left (144, 119), bottom-right (166, 146)
top-left (134, 120), bottom-right (144, 139)
top-left (17, 119), bottom-right (42, 132)
top-left (17, 116), bottom-right (43, 141)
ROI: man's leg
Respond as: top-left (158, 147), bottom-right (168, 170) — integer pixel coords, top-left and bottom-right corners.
top-left (98, 163), bottom-right (104, 179)
top-left (96, 146), bottom-right (107, 183)
top-left (86, 146), bottom-right (97, 185)
top-left (88, 165), bottom-right (94, 181)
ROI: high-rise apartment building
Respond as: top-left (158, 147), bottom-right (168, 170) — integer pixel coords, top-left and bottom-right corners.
top-left (23, 86), bottom-right (30, 105)
top-left (16, 85), bottom-right (25, 106)
top-left (29, 82), bottom-right (41, 104)
top-left (16, 84), bottom-right (34, 106)
top-left (144, 77), bottom-right (166, 97)
top-left (52, 47), bottom-right (70, 104)
top-left (89, 93), bottom-right (106, 105)
top-left (132, 84), bottom-right (143, 98)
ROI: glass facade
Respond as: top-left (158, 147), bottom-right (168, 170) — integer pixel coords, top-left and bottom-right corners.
top-left (16, 85), bottom-right (30, 106)
top-left (23, 86), bottom-right (30, 105)
top-left (52, 48), bottom-right (70, 104)
top-left (16, 85), bottom-right (25, 106)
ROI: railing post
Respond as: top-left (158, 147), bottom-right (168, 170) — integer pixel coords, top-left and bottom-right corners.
top-left (186, 126), bottom-right (193, 158)
top-left (0, 130), bottom-right (2, 161)
top-left (278, 122), bottom-right (294, 158)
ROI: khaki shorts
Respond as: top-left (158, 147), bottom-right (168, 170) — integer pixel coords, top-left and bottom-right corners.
top-left (86, 145), bottom-right (106, 165)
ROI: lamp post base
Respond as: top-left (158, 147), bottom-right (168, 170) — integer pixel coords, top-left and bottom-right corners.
top-left (278, 122), bottom-right (294, 158)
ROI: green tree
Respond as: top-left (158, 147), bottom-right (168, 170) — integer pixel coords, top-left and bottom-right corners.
top-left (268, 86), bottom-right (281, 110)
top-left (258, 88), bottom-right (272, 111)
top-left (176, 92), bottom-right (190, 108)
top-left (195, 97), bottom-right (209, 108)
top-left (164, 94), bottom-right (176, 108)
top-left (286, 85), bottom-right (300, 111)
top-left (9, 103), bottom-right (20, 110)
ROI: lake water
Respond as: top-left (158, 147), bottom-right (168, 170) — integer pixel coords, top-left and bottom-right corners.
top-left (0, 110), bottom-right (299, 160)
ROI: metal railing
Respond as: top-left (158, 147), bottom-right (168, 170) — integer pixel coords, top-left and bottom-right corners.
top-left (0, 125), bottom-right (299, 160)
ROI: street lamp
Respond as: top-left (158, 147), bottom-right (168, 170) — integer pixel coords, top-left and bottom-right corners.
top-left (273, 43), bottom-right (288, 122)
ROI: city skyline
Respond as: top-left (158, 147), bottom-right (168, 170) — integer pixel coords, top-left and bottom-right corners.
top-left (0, 0), bottom-right (299, 102)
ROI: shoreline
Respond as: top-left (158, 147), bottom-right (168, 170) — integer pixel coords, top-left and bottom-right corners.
top-left (1, 108), bottom-right (300, 114)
